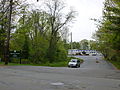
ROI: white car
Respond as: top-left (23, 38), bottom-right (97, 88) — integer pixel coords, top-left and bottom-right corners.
top-left (68, 59), bottom-right (80, 68)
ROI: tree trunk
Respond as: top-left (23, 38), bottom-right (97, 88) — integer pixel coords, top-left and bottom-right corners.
top-left (4, 0), bottom-right (13, 65)
top-left (47, 31), bottom-right (58, 62)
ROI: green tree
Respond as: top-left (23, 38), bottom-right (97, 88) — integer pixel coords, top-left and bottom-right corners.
top-left (0, 0), bottom-right (8, 60)
top-left (80, 39), bottom-right (89, 50)
top-left (11, 9), bottom-right (50, 64)
top-left (0, 0), bottom-right (27, 64)
top-left (72, 42), bottom-right (81, 49)
top-left (21, 35), bottom-right (29, 59)
top-left (45, 0), bottom-right (75, 62)
top-left (8, 0), bottom-right (75, 64)
top-left (93, 0), bottom-right (120, 61)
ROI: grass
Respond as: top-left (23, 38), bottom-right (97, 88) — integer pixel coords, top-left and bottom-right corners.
top-left (108, 60), bottom-right (120, 70)
top-left (0, 57), bottom-right (84, 67)
top-left (0, 62), bottom-right (68, 67)
top-left (0, 62), bottom-right (34, 66)
top-left (41, 61), bottom-right (68, 67)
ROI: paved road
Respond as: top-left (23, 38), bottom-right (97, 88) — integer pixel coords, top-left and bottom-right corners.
top-left (0, 56), bottom-right (120, 90)
top-left (76, 56), bottom-right (115, 69)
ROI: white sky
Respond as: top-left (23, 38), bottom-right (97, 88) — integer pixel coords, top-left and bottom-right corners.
top-left (26, 0), bottom-right (105, 42)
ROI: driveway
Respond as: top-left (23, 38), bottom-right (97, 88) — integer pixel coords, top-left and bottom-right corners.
top-left (0, 56), bottom-right (120, 90)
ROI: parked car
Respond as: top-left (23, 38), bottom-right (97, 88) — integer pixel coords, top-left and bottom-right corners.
top-left (68, 59), bottom-right (80, 68)
top-left (92, 54), bottom-right (97, 56)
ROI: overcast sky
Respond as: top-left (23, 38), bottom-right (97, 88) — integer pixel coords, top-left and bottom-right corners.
top-left (27, 0), bottom-right (105, 42)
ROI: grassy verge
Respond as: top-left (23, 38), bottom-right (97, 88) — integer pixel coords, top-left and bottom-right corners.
top-left (0, 62), bottom-right (68, 67)
top-left (108, 60), bottom-right (120, 70)
top-left (0, 62), bottom-right (34, 66)
top-left (0, 57), bottom-right (84, 67)
top-left (42, 57), bottom-right (84, 67)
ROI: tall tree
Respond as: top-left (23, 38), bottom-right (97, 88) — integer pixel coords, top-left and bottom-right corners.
top-left (4, 0), bottom-right (13, 65)
top-left (1, 0), bottom-right (28, 64)
top-left (8, 0), bottom-right (76, 64)
top-left (0, 0), bottom-right (8, 60)
top-left (93, 0), bottom-right (120, 60)
top-left (80, 39), bottom-right (89, 50)
top-left (45, 0), bottom-right (75, 62)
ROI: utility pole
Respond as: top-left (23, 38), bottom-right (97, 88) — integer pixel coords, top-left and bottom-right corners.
top-left (71, 32), bottom-right (72, 49)
top-left (70, 32), bottom-right (73, 55)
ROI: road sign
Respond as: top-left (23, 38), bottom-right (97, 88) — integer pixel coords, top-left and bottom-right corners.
top-left (10, 50), bottom-right (21, 58)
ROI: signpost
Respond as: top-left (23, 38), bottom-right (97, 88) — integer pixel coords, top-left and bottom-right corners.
top-left (10, 50), bottom-right (21, 58)
top-left (10, 50), bottom-right (21, 64)
top-left (9, 50), bottom-right (28, 64)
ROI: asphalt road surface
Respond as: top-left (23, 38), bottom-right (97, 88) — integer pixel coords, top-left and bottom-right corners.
top-left (0, 56), bottom-right (120, 90)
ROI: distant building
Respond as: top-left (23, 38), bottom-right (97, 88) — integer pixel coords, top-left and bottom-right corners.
top-left (68, 49), bottom-right (99, 56)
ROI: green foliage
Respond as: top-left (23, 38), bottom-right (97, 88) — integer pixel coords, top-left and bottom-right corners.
top-left (55, 42), bottom-right (67, 62)
top-left (21, 35), bottom-right (29, 59)
top-left (46, 40), bottom-right (68, 63)
top-left (29, 36), bottom-right (49, 64)
top-left (0, 56), bottom-right (84, 67)
top-left (93, 0), bottom-right (120, 68)
top-left (108, 60), bottom-right (120, 69)
top-left (0, 0), bottom-right (8, 59)
top-left (89, 40), bottom-right (97, 50)
top-left (0, 0), bottom-right (75, 65)
top-left (80, 39), bottom-right (89, 50)
top-left (45, 0), bottom-right (75, 63)
top-left (72, 42), bottom-right (81, 49)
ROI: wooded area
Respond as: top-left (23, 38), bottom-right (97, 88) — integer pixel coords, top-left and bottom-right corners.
top-left (0, 0), bottom-right (75, 64)
top-left (93, 0), bottom-right (120, 63)
top-left (0, 0), bottom-right (120, 66)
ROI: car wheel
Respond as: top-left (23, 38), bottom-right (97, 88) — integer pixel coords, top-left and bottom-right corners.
top-left (77, 65), bottom-right (80, 68)
top-left (76, 65), bottom-right (78, 68)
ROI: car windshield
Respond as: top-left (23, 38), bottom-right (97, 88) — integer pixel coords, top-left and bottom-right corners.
top-left (71, 59), bottom-right (77, 62)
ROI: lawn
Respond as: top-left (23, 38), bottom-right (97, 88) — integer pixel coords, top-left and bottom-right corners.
top-left (0, 57), bottom-right (84, 67)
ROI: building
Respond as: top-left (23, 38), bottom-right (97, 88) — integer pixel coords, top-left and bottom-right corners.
top-left (68, 49), bottom-right (99, 56)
